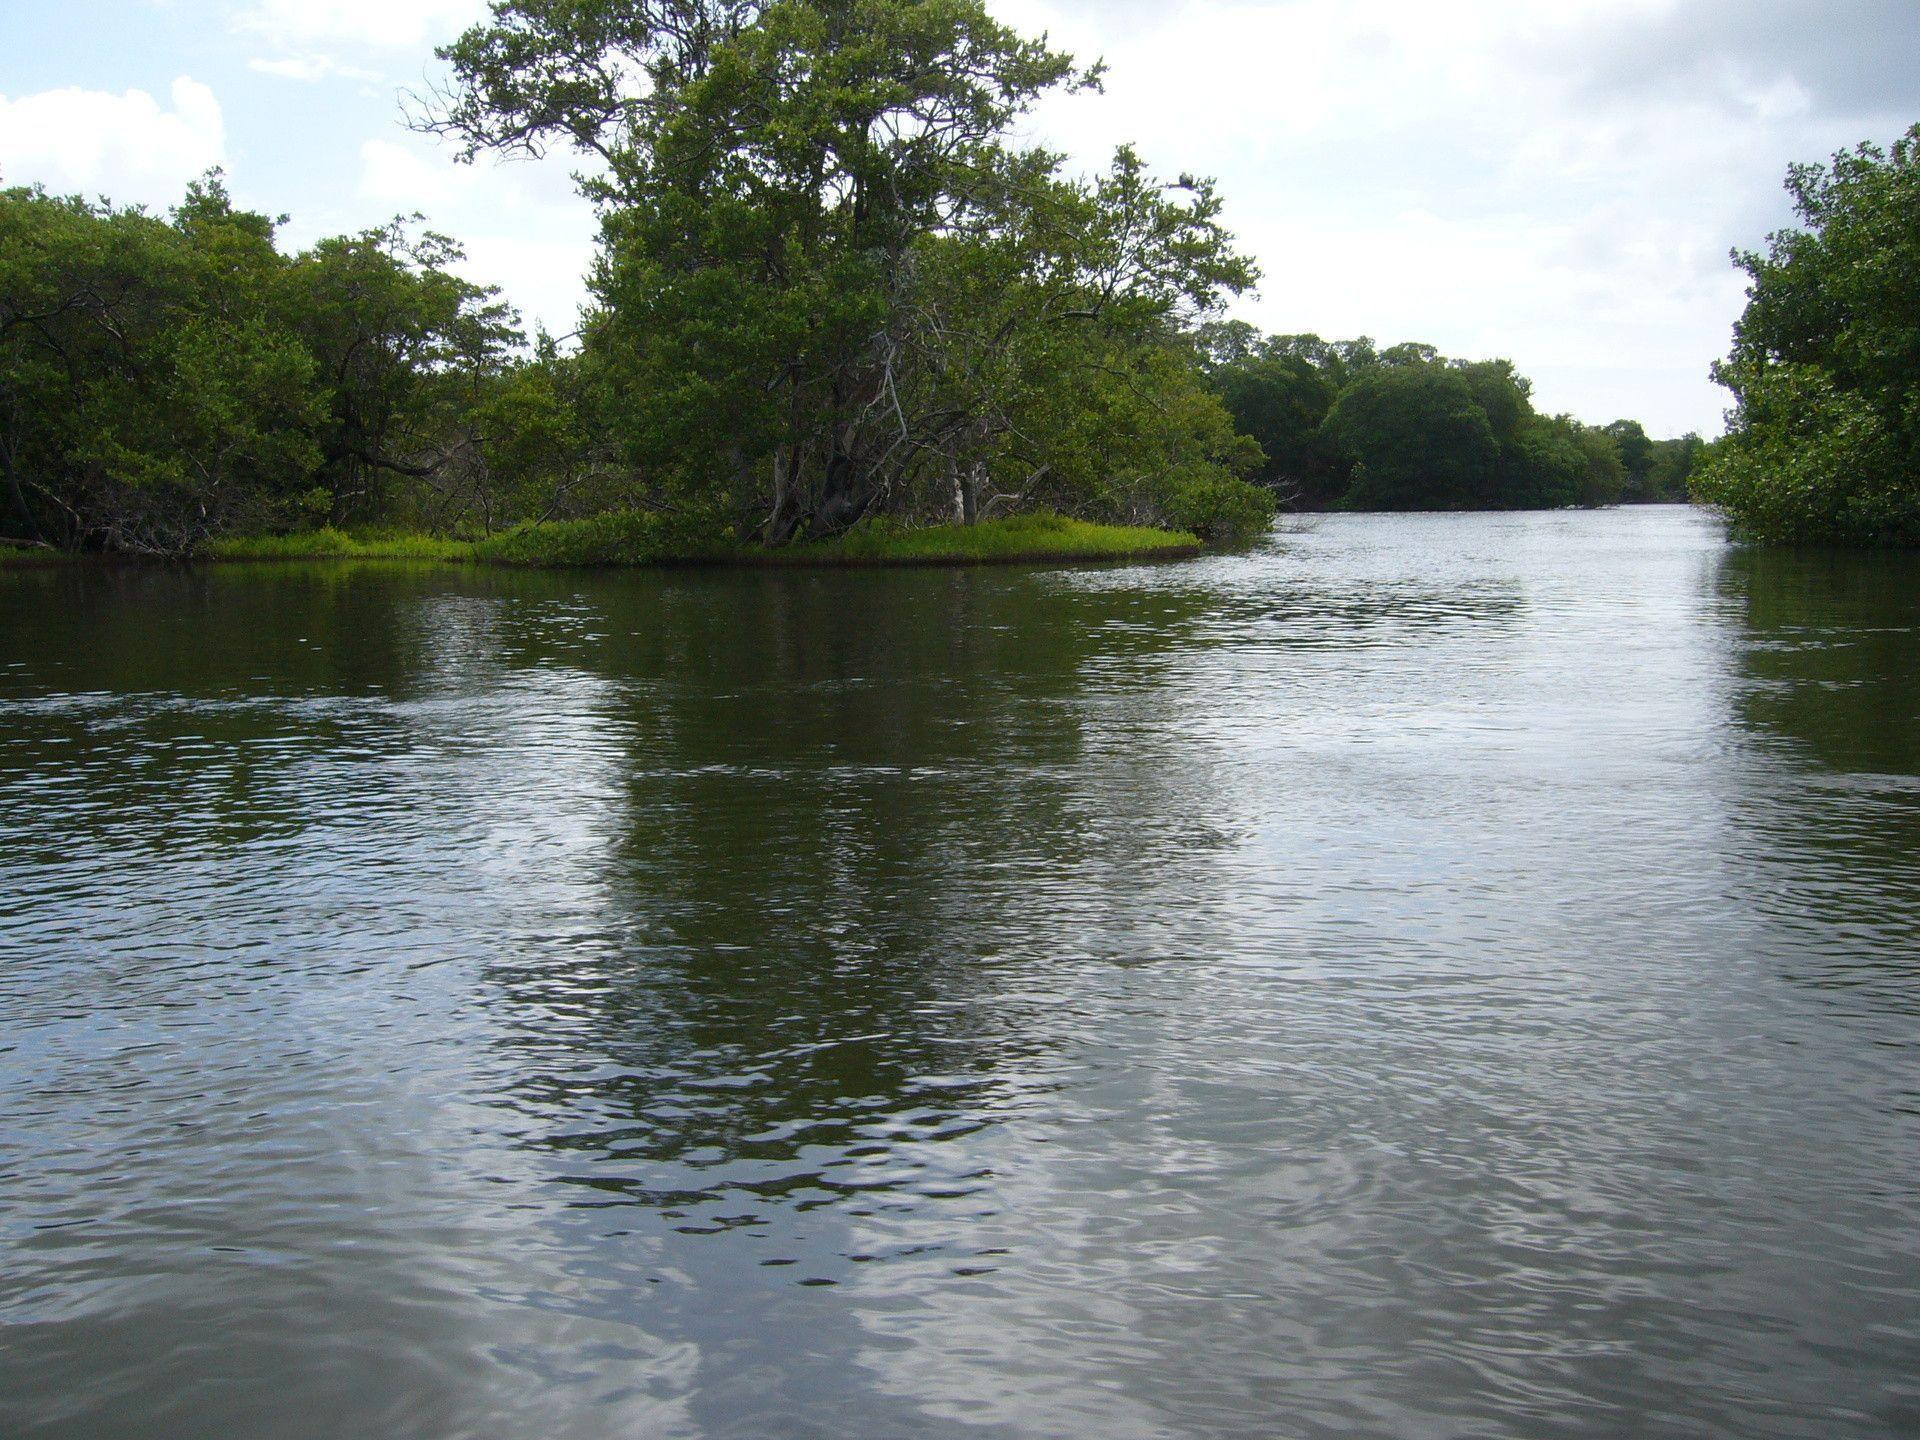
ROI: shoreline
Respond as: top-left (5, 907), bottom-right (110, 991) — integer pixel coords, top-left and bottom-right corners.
top-left (2, 514), bottom-right (1208, 572)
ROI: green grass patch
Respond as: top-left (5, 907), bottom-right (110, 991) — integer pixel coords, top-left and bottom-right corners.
top-left (0, 543), bottom-right (72, 568)
top-left (784, 512), bottom-right (1201, 565)
top-left (197, 510), bottom-right (1200, 569)
top-left (206, 527), bottom-right (475, 562)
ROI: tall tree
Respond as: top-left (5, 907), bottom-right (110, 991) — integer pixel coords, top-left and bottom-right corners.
top-left (1695, 125), bottom-right (1920, 544)
top-left (426, 0), bottom-right (1269, 541)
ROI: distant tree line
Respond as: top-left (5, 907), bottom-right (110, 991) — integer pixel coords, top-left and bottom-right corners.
top-left (1200, 323), bottom-right (1704, 513)
top-left (40, 0), bottom-right (1879, 559)
top-left (1695, 124), bottom-right (1920, 545)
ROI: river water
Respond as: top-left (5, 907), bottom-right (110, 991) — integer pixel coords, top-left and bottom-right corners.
top-left (2, 507), bottom-right (1916, 1438)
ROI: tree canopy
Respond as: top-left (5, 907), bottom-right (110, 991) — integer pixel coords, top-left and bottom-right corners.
top-left (427, 0), bottom-right (1272, 543)
top-left (1694, 125), bottom-right (1920, 545)
top-left (0, 179), bottom-right (526, 554)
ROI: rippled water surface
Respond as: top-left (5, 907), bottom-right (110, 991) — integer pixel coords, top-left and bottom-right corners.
top-left (3, 508), bottom-right (1917, 1438)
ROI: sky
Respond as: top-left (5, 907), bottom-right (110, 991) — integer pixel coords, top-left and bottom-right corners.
top-left (2, 0), bottom-right (1917, 437)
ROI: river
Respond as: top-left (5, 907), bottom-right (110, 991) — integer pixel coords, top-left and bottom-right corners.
top-left (2, 506), bottom-right (1916, 1438)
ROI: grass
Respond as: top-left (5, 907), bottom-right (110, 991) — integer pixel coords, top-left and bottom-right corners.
top-left (781, 512), bottom-right (1202, 565)
top-left (0, 543), bottom-right (71, 568)
top-left (206, 527), bottom-right (474, 562)
top-left (186, 510), bottom-right (1200, 568)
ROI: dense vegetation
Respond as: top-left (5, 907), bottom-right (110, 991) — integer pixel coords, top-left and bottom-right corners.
top-left (4, 0), bottom-right (1762, 562)
top-left (1201, 325), bottom-right (1703, 512)
top-left (427, 0), bottom-right (1273, 548)
top-left (3, 0), bottom-right (1278, 560)
top-left (0, 179), bottom-right (551, 555)
top-left (1695, 125), bottom-right (1920, 545)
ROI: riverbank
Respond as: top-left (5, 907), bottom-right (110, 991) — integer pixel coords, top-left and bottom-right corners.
top-left (192, 512), bottom-right (1205, 568)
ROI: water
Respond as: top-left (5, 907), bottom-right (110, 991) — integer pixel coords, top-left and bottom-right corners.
top-left (2, 507), bottom-right (1916, 1439)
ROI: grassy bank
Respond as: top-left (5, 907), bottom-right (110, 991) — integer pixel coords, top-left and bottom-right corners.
top-left (0, 542), bottom-right (74, 568)
top-left (196, 512), bottom-right (1201, 568)
top-left (207, 528), bottom-right (476, 562)
top-left (781, 513), bottom-right (1200, 565)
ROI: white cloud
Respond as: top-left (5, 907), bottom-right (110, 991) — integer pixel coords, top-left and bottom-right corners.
top-left (0, 77), bottom-right (225, 207)
top-left (346, 138), bottom-right (599, 339)
top-left (238, 0), bottom-right (485, 51)
top-left (989, 0), bottom-right (1914, 435)
top-left (357, 137), bottom-right (475, 210)
top-left (248, 55), bottom-right (383, 83)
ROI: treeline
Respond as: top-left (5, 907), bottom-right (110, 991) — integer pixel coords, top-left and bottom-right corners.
top-left (15, 0), bottom-right (1796, 561)
top-left (1201, 323), bottom-right (1704, 512)
top-left (0, 179), bottom-right (618, 555)
top-left (0, 171), bottom-right (1265, 558)
top-left (3, 0), bottom-right (1290, 558)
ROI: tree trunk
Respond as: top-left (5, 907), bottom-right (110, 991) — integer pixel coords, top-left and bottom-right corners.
top-left (962, 460), bottom-right (985, 526)
top-left (766, 446), bottom-right (792, 543)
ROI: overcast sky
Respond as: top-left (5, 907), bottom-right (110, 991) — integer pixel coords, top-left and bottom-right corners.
top-left (4, 0), bottom-right (1917, 436)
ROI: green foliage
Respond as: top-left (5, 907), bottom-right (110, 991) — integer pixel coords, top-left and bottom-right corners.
top-left (0, 177), bottom-right (524, 555)
top-left (202, 512), bottom-right (1199, 567)
top-left (472, 507), bottom-right (738, 566)
top-left (1648, 432), bottom-right (1707, 502)
top-left (1694, 362), bottom-right (1915, 543)
top-left (1209, 352), bottom-right (1345, 505)
top-left (5, 2), bottom-right (1280, 558)
top-left (1206, 325), bottom-right (1679, 512)
top-left (206, 527), bottom-right (476, 561)
top-left (0, 179), bottom-right (322, 552)
top-left (1697, 125), bottom-right (1920, 545)
top-left (430, 0), bottom-right (1263, 545)
top-left (283, 221), bottom-right (519, 526)
top-left (1326, 366), bottom-right (1500, 509)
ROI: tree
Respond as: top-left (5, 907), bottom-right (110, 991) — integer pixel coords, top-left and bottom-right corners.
top-left (1647, 432), bottom-right (1705, 502)
top-left (1211, 353), bottom-right (1342, 503)
top-left (1604, 419), bottom-right (1656, 500)
top-left (0, 177), bottom-right (530, 554)
top-left (1322, 365), bottom-right (1499, 510)
top-left (283, 221), bottom-right (519, 527)
top-left (1695, 126), bottom-right (1920, 544)
top-left (1206, 325), bottom-right (1660, 513)
top-left (426, 0), bottom-right (1271, 542)
top-left (0, 178), bottom-right (322, 554)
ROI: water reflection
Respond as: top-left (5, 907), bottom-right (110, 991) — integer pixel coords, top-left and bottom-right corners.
top-left (474, 569), bottom-right (1233, 1239)
top-left (1712, 547), bottom-right (1920, 1013)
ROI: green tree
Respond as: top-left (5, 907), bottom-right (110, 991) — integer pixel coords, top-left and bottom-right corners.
top-left (283, 221), bottom-right (519, 527)
top-left (1604, 419), bottom-right (1656, 500)
top-left (1210, 327), bottom-right (1651, 514)
top-left (1211, 354), bottom-right (1341, 503)
top-left (1647, 432), bottom-right (1705, 502)
top-left (0, 178), bottom-right (322, 554)
top-left (0, 177), bottom-right (531, 553)
top-left (1322, 365), bottom-right (1499, 510)
top-left (428, 0), bottom-right (1270, 542)
top-left (1695, 126), bottom-right (1920, 544)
